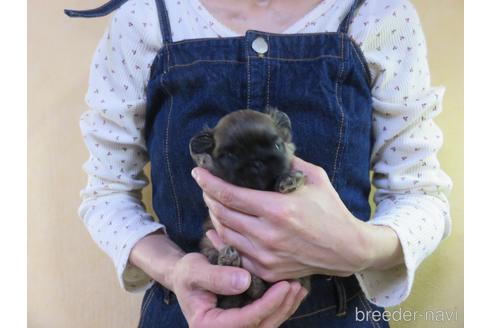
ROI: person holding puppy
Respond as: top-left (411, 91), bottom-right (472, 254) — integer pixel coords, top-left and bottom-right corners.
top-left (67, 0), bottom-right (452, 326)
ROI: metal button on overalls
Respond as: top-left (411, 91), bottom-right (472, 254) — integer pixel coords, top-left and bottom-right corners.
top-left (252, 36), bottom-right (268, 56)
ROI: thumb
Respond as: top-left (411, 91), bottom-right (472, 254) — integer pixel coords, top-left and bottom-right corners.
top-left (192, 260), bottom-right (251, 295)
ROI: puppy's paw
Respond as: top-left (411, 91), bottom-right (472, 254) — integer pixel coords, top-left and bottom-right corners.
top-left (218, 246), bottom-right (241, 267)
top-left (246, 274), bottom-right (268, 300)
top-left (276, 170), bottom-right (305, 193)
top-left (218, 295), bottom-right (246, 309)
top-left (201, 247), bottom-right (219, 265)
top-left (298, 276), bottom-right (311, 293)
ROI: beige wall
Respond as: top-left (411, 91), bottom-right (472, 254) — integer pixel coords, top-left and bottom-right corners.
top-left (27, 0), bottom-right (463, 327)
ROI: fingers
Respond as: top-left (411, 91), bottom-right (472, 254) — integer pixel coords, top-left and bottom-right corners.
top-left (206, 218), bottom-right (258, 260)
top-left (205, 229), bottom-right (227, 250)
top-left (197, 281), bottom-right (291, 328)
top-left (190, 259), bottom-right (251, 295)
top-left (290, 156), bottom-right (330, 186)
top-left (241, 256), bottom-right (299, 283)
top-left (209, 216), bottom-right (259, 259)
top-left (239, 281), bottom-right (291, 321)
top-left (259, 281), bottom-right (308, 328)
top-left (204, 193), bottom-right (263, 239)
top-left (192, 167), bottom-right (282, 217)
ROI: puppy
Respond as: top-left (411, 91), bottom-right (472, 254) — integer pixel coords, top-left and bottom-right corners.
top-left (189, 107), bottom-right (310, 308)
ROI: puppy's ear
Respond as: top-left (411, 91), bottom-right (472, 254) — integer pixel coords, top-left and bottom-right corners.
top-left (189, 129), bottom-right (215, 170)
top-left (266, 107), bottom-right (292, 142)
top-left (190, 129), bottom-right (214, 154)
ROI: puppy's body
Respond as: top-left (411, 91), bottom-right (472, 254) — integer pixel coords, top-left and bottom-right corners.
top-left (190, 108), bottom-right (310, 308)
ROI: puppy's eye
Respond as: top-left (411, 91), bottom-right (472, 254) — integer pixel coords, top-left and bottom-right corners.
top-left (220, 152), bottom-right (238, 161)
top-left (274, 142), bottom-right (283, 151)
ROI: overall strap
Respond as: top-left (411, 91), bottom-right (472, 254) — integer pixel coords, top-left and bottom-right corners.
top-left (64, 0), bottom-right (172, 44)
top-left (154, 0), bottom-right (173, 44)
top-left (337, 0), bottom-right (365, 34)
top-left (64, 0), bottom-right (129, 18)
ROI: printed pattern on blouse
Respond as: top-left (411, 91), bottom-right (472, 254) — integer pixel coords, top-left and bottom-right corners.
top-left (78, 0), bottom-right (452, 306)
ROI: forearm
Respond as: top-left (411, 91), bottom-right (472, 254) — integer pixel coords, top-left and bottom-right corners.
top-left (129, 231), bottom-right (186, 291)
top-left (354, 193), bottom-right (450, 306)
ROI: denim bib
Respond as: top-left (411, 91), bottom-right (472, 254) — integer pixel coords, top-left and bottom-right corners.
top-left (66, 1), bottom-right (389, 326)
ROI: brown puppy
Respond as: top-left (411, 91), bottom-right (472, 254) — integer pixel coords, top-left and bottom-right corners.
top-left (190, 107), bottom-right (310, 308)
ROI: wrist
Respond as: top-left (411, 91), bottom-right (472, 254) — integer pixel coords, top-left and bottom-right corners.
top-left (343, 217), bottom-right (376, 272)
top-left (156, 249), bottom-right (185, 292)
top-left (315, 213), bottom-right (375, 275)
top-left (355, 221), bottom-right (404, 271)
top-left (129, 232), bottom-right (185, 291)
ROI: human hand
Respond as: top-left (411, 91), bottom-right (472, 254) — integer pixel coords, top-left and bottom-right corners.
top-left (192, 156), bottom-right (403, 283)
top-left (170, 252), bottom-right (308, 328)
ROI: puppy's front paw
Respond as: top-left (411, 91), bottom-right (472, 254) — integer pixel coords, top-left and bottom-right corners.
top-left (276, 170), bottom-right (305, 193)
top-left (218, 295), bottom-right (246, 309)
top-left (246, 274), bottom-right (268, 300)
top-left (298, 276), bottom-right (311, 293)
top-left (218, 246), bottom-right (241, 267)
top-left (201, 247), bottom-right (219, 265)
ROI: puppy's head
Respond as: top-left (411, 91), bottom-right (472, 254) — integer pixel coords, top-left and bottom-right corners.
top-left (190, 108), bottom-right (295, 191)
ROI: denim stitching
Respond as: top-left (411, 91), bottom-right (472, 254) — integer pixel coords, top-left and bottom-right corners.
top-left (350, 41), bottom-right (372, 86)
top-left (358, 293), bottom-right (380, 328)
top-left (163, 31), bottom-right (345, 47)
top-left (164, 41), bottom-right (170, 73)
top-left (254, 54), bottom-right (341, 61)
top-left (159, 74), bottom-right (183, 234)
top-left (138, 284), bottom-right (158, 328)
top-left (141, 285), bottom-right (157, 316)
top-left (336, 37), bottom-right (349, 185)
top-left (163, 42), bottom-right (171, 73)
top-left (158, 0), bottom-right (172, 68)
top-left (357, 293), bottom-right (373, 328)
top-left (287, 290), bottom-right (361, 321)
top-left (331, 34), bottom-right (346, 184)
top-left (165, 54), bottom-right (340, 72)
top-left (255, 31), bottom-right (350, 38)
top-left (153, 0), bottom-right (171, 67)
top-left (290, 305), bottom-right (337, 321)
top-left (167, 59), bottom-right (246, 71)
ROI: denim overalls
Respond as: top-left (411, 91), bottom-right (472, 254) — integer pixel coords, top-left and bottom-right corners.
top-left (66, 0), bottom-right (390, 326)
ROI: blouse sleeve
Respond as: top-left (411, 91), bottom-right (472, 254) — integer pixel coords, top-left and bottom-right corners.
top-left (78, 0), bottom-right (165, 292)
top-left (350, 0), bottom-right (453, 307)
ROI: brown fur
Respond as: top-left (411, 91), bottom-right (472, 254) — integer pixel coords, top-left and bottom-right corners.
top-left (190, 107), bottom-right (310, 308)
